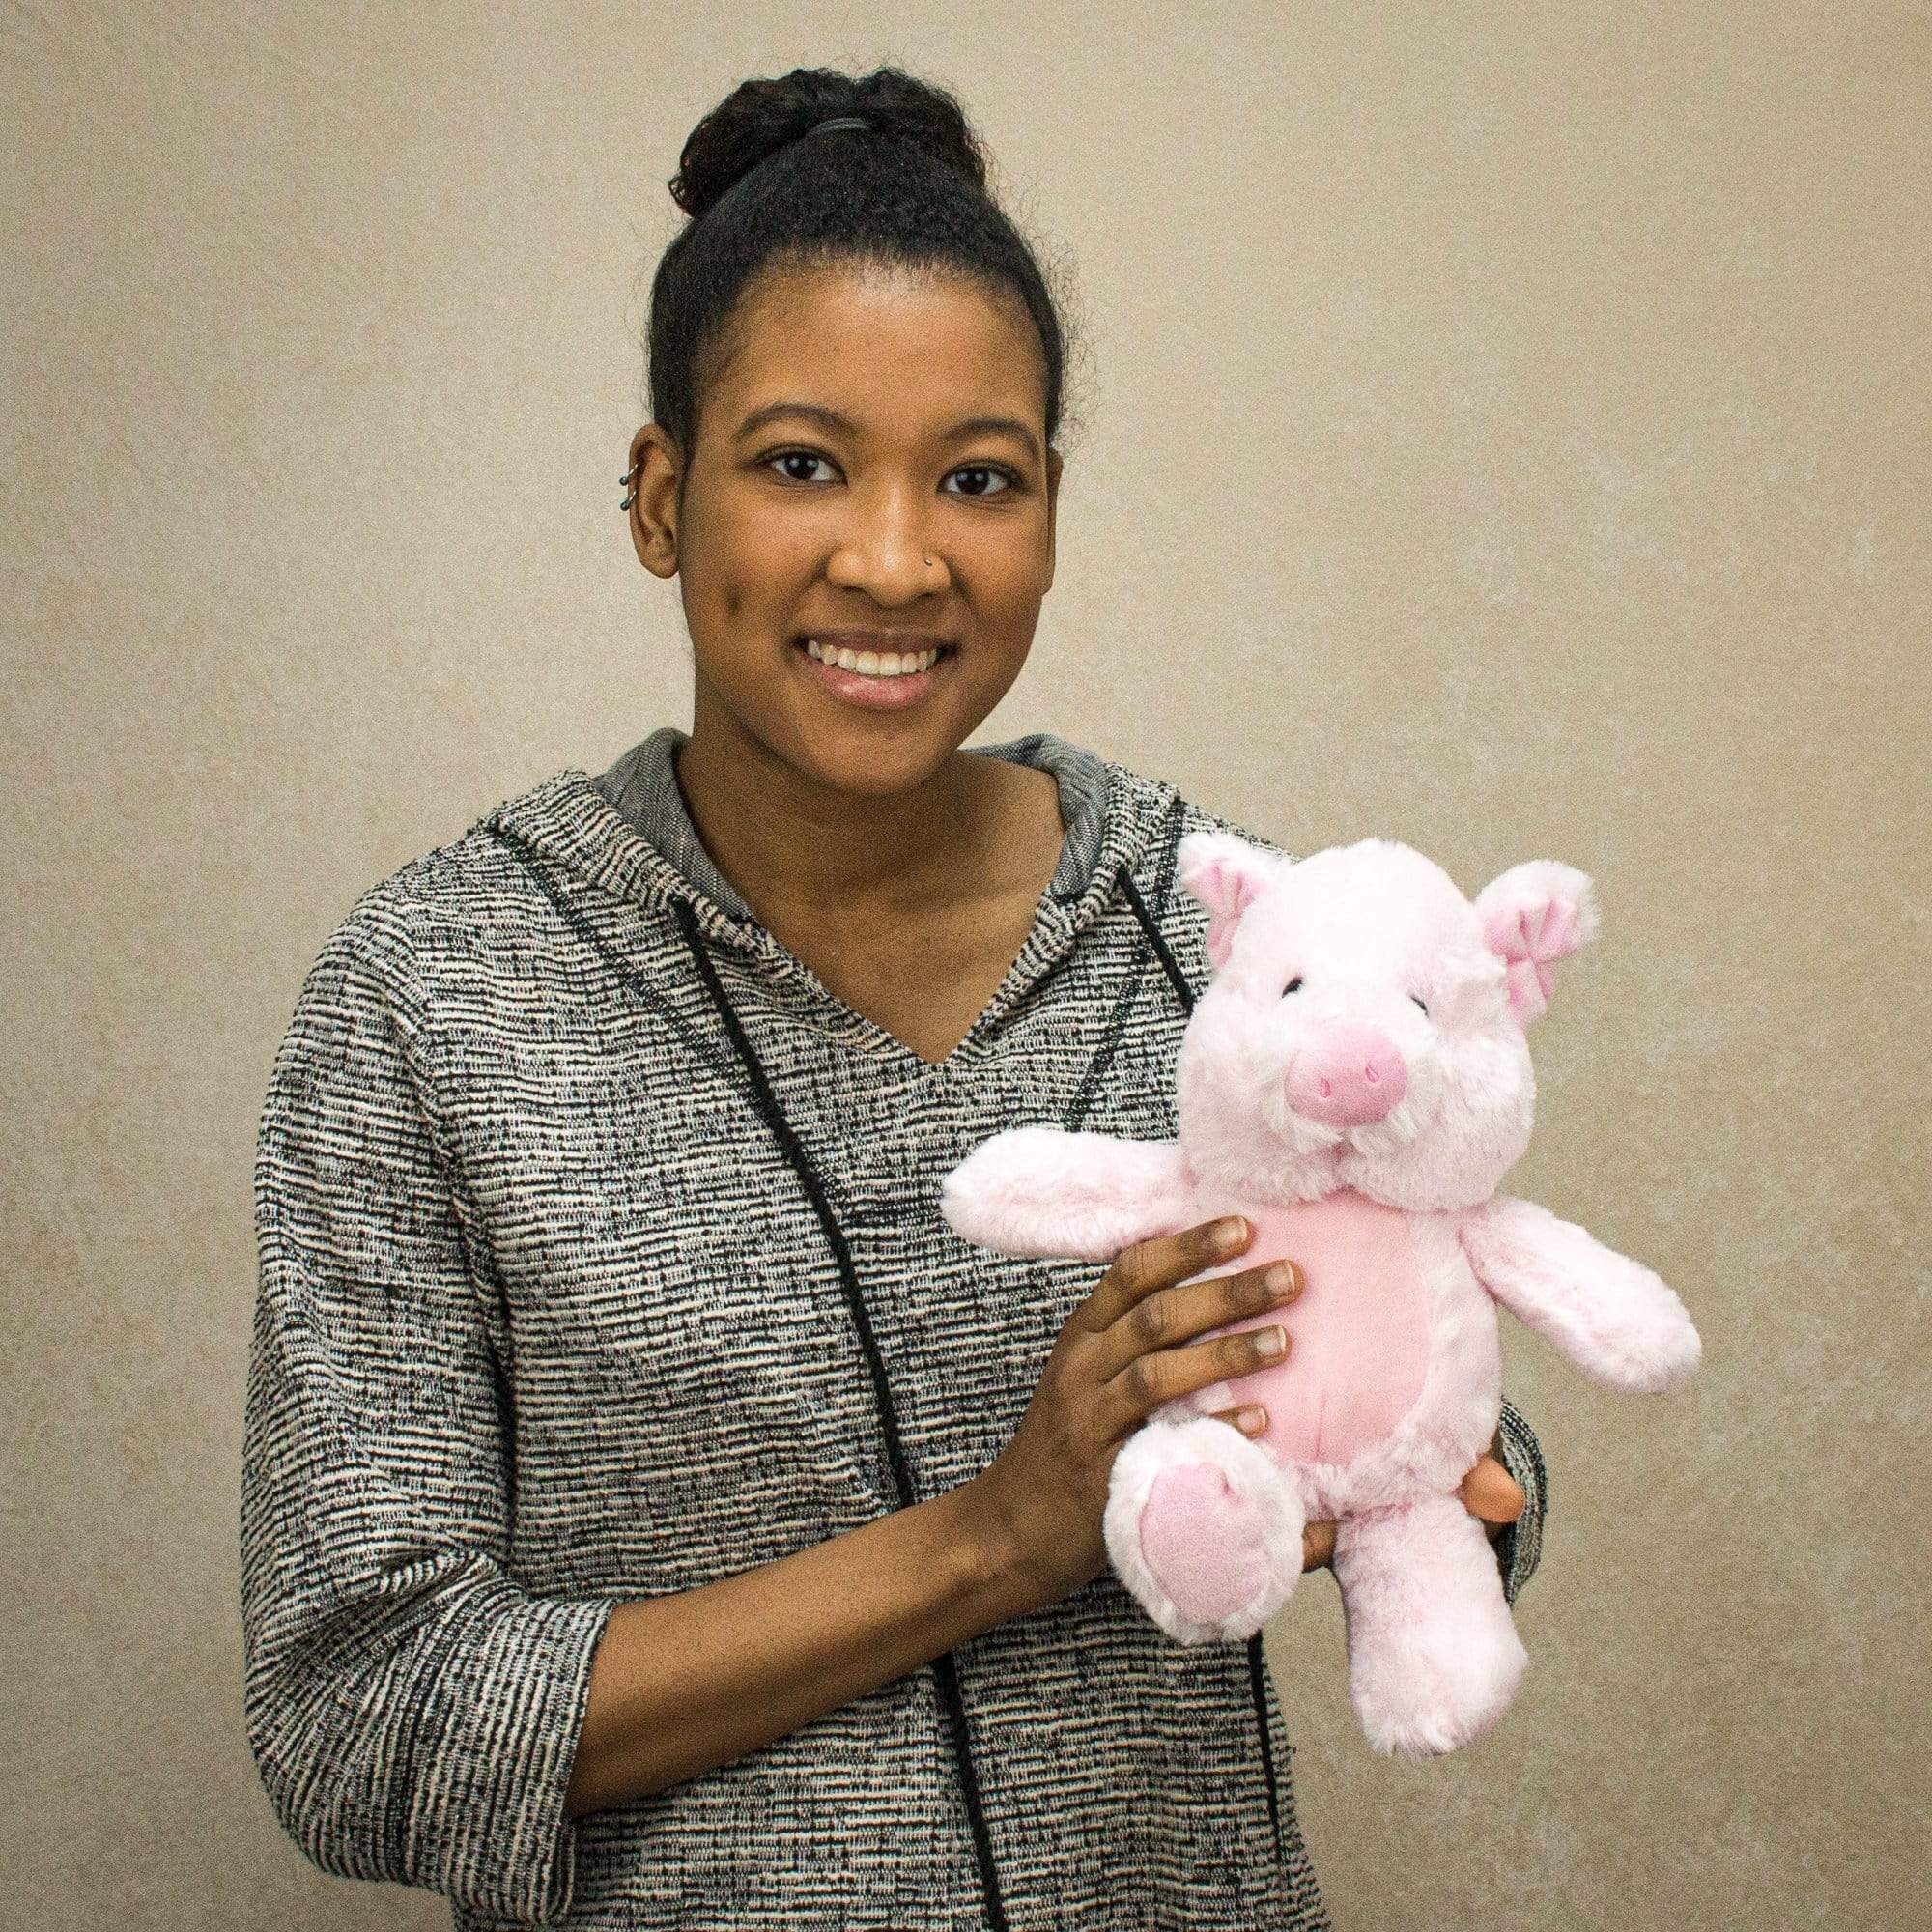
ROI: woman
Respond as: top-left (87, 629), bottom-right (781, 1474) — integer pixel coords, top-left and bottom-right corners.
top-left (242, 65), bottom-right (1545, 1930)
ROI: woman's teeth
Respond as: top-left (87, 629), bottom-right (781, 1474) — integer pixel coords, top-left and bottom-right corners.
top-left (803, 639), bottom-right (942, 678)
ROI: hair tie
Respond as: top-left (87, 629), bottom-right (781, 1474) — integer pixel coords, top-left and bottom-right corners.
top-left (809, 115), bottom-right (873, 135)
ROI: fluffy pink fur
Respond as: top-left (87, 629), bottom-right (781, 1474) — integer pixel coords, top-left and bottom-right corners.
top-left (941, 832), bottom-right (1702, 1758)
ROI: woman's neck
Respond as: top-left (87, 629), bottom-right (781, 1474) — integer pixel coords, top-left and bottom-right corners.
top-left (672, 709), bottom-right (1040, 929)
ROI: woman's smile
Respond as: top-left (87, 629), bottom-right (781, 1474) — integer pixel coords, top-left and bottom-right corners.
top-left (790, 631), bottom-right (958, 709)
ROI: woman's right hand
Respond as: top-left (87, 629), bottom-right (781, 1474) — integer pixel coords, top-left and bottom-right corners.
top-left (964, 1214), bottom-right (1307, 1612)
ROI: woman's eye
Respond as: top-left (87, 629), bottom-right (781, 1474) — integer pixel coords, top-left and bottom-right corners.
top-left (943, 464), bottom-right (1015, 498)
top-left (1411, 996), bottom-right (1430, 1016)
top-left (1282, 977), bottom-right (1303, 997)
top-left (768, 450), bottom-right (838, 485)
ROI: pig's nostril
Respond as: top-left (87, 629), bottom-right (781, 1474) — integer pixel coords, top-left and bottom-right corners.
top-left (1364, 1065), bottom-right (1380, 1085)
top-left (1318, 1078), bottom-right (1332, 1098)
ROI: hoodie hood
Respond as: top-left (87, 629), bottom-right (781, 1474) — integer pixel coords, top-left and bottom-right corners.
top-left (479, 726), bottom-right (1188, 1052)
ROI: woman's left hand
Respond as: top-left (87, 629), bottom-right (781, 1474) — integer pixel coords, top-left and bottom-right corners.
top-left (1300, 1431), bottom-right (1526, 1572)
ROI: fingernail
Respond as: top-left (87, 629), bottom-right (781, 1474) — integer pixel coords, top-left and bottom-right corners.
top-left (1265, 1262), bottom-right (1297, 1298)
top-left (1214, 1216), bottom-right (1248, 1253)
top-left (1238, 1406), bottom-right (1266, 1433)
top-left (1255, 1325), bottom-right (1287, 1358)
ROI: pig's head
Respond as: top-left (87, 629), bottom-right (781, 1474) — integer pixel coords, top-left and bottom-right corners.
top-left (1173, 833), bottom-right (1599, 1210)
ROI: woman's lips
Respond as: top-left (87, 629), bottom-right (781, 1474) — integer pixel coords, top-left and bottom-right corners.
top-left (790, 636), bottom-right (954, 711)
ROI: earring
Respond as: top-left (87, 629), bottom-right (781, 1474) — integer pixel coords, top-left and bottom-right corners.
top-left (620, 457), bottom-right (640, 513)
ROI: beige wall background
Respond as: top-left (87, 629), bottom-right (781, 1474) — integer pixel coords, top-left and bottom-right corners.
top-left (5, 2), bottom-right (1924, 1925)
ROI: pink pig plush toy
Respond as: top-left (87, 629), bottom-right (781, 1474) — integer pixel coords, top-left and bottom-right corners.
top-left (940, 833), bottom-right (1701, 1758)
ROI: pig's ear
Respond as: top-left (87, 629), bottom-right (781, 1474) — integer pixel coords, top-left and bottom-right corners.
top-left (1474, 861), bottom-right (1600, 1025)
top-left (1178, 831), bottom-right (1280, 972)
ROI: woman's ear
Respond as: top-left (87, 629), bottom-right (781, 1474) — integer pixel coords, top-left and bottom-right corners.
top-left (628, 423), bottom-right (682, 580)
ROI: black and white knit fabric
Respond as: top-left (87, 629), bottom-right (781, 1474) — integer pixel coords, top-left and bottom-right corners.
top-left (242, 726), bottom-right (1548, 1929)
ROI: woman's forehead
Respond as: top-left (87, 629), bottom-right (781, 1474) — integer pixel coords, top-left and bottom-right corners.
top-left (711, 258), bottom-right (1047, 433)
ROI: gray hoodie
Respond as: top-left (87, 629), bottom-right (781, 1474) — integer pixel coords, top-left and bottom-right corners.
top-left (242, 725), bottom-right (1546, 1930)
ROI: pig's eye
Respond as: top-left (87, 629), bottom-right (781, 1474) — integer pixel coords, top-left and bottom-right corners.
top-left (1282, 977), bottom-right (1303, 997)
top-left (1410, 996), bottom-right (1430, 1016)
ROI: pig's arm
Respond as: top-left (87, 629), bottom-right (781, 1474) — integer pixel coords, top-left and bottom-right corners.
top-left (939, 1125), bottom-right (1197, 1261)
top-left (1460, 1196), bottom-right (1702, 1393)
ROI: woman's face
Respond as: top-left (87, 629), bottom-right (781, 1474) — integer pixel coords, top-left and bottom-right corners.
top-left (628, 257), bottom-right (1062, 799)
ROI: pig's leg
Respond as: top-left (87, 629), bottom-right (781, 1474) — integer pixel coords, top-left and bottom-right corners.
top-left (1331, 1493), bottom-right (1529, 1757)
top-left (1104, 1414), bottom-right (1304, 1643)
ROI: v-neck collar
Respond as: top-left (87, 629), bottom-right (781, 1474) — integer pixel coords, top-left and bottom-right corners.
top-left (589, 724), bottom-right (1113, 923)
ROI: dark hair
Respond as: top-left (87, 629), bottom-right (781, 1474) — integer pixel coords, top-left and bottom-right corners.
top-left (646, 65), bottom-right (1076, 464)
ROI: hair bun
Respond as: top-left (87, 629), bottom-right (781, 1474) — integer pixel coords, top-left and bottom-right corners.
top-left (669, 65), bottom-right (987, 220)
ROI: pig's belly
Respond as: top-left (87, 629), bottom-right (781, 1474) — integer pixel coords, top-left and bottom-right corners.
top-left (1188, 1191), bottom-right (1432, 1467)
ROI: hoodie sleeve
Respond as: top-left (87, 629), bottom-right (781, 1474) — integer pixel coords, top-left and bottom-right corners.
top-left (1492, 1394), bottom-right (1548, 1605)
top-left (241, 902), bottom-right (615, 1925)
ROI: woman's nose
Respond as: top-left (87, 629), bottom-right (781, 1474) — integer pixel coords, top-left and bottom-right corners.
top-left (824, 496), bottom-right (944, 602)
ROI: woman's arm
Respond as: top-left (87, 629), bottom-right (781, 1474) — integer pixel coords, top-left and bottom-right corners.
top-left (244, 911), bottom-right (612, 1925)
top-left (563, 1479), bottom-right (1031, 1817)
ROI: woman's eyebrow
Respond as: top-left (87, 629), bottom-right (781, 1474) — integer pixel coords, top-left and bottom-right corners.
top-left (734, 400), bottom-right (1041, 463)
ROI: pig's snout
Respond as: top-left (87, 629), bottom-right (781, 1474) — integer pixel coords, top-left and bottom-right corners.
top-left (1286, 1025), bottom-right (1408, 1127)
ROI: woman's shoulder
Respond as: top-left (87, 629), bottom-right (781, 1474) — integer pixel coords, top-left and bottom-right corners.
top-left (299, 764), bottom-right (630, 991)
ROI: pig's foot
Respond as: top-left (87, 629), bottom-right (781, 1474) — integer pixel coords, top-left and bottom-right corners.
top-left (1104, 1415), bottom-right (1304, 1643)
top-left (1332, 1493), bottom-right (1529, 1757)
